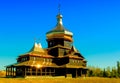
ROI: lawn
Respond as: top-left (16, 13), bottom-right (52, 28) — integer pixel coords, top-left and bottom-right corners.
top-left (0, 77), bottom-right (120, 83)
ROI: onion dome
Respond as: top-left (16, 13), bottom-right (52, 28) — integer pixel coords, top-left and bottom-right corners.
top-left (46, 14), bottom-right (73, 42)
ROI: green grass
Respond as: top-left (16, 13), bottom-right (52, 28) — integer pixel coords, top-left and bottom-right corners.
top-left (0, 77), bottom-right (120, 83)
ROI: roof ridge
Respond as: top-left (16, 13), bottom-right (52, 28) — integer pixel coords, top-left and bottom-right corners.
top-left (29, 42), bottom-right (45, 53)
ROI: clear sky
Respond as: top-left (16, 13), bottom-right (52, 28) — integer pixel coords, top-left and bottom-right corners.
top-left (0, 0), bottom-right (120, 70)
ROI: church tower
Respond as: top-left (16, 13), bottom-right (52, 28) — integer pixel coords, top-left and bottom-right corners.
top-left (46, 13), bottom-right (73, 57)
top-left (46, 14), bottom-right (73, 48)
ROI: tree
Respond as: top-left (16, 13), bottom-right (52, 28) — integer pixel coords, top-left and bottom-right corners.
top-left (103, 68), bottom-right (107, 77)
top-left (117, 61), bottom-right (120, 77)
top-left (111, 67), bottom-right (117, 78)
top-left (87, 66), bottom-right (104, 77)
top-left (87, 63), bottom-right (120, 78)
top-left (106, 66), bottom-right (111, 77)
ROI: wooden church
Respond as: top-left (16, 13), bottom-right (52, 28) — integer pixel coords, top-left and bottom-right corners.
top-left (6, 13), bottom-right (87, 78)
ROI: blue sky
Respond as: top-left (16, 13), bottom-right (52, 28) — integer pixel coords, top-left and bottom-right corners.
top-left (0, 0), bottom-right (120, 70)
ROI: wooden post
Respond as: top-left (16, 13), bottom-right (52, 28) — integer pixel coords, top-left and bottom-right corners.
top-left (11, 67), bottom-right (13, 76)
top-left (49, 68), bottom-right (50, 76)
top-left (54, 68), bottom-right (55, 76)
top-left (65, 68), bottom-right (67, 78)
top-left (15, 67), bottom-right (16, 77)
top-left (11, 67), bottom-right (12, 76)
top-left (7, 67), bottom-right (9, 76)
top-left (6, 67), bottom-right (7, 76)
top-left (9, 67), bottom-right (10, 76)
top-left (76, 69), bottom-right (78, 78)
top-left (85, 69), bottom-right (87, 77)
top-left (25, 67), bottom-right (26, 77)
top-left (45, 68), bottom-right (46, 76)
top-left (50, 68), bottom-right (51, 76)
top-left (81, 69), bottom-right (82, 77)
top-left (8, 67), bottom-right (10, 76)
top-left (30, 67), bottom-right (32, 76)
top-left (13, 67), bottom-right (14, 77)
top-left (36, 68), bottom-right (37, 76)
top-left (41, 68), bottom-right (42, 76)
top-left (10, 67), bottom-right (12, 76)
top-left (16, 67), bottom-right (17, 77)
top-left (12, 67), bottom-right (13, 77)
top-left (54, 68), bottom-right (55, 73)
top-left (14, 67), bottom-right (15, 77)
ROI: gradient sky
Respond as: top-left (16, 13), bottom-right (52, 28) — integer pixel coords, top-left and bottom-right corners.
top-left (0, 0), bottom-right (120, 70)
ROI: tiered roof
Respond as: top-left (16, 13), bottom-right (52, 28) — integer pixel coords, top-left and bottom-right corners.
top-left (46, 14), bottom-right (73, 42)
top-left (19, 42), bottom-right (53, 58)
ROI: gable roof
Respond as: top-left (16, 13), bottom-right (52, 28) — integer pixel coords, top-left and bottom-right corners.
top-left (29, 42), bottom-right (45, 53)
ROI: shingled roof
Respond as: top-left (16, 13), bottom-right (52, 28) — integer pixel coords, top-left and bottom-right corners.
top-left (46, 14), bottom-right (73, 36)
top-left (29, 42), bottom-right (45, 53)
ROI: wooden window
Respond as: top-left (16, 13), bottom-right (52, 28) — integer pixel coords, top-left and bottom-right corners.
top-left (50, 42), bottom-right (52, 46)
